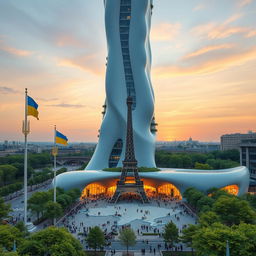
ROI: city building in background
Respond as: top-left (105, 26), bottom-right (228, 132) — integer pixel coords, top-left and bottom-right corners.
top-left (156, 137), bottom-right (220, 153)
top-left (240, 139), bottom-right (256, 182)
top-left (221, 131), bottom-right (256, 151)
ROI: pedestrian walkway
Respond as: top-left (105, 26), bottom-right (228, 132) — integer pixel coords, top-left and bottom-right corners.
top-left (106, 250), bottom-right (162, 256)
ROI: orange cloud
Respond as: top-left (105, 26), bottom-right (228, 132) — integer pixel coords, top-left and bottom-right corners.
top-left (55, 34), bottom-right (85, 48)
top-left (238, 0), bottom-right (253, 7)
top-left (191, 13), bottom-right (252, 39)
top-left (192, 23), bottom-right (248, 39)
top-left (151, 23), bottom-right (181, 41)
top-left (153, 46), bottom-right (256, 77)
top-left (224, 13), bottom-right (243, 25)
top-left (57, 54), bottom-right (104, 75)
top-left (183, 44), bottom-right (234, 59)
top-left (0, 44), bottom-right (32, 56)
top-left (246, 30), bottom-right (256, 37)
top-left (193, 4), bottom-right (205, 12)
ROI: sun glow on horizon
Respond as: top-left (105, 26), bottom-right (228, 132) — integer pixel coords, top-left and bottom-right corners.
top-left (0, 0), bottom-right (255, 142)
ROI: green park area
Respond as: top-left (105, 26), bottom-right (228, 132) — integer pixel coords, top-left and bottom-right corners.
top-left (1, 184), bottom-right (256, 255)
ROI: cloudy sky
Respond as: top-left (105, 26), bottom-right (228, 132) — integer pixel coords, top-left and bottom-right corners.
top-left (0, 0), bottom-right (256, 142)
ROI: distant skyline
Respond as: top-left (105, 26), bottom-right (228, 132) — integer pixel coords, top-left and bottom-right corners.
top-left (0, 0), bottom-right (256, 142)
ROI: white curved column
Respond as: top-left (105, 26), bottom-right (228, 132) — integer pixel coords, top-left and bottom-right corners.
top-left (86, 0), bottom-right (156, 170)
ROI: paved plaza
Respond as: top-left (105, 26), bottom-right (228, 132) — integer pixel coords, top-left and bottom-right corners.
top-left (58, 198), bottom-right (197, 251)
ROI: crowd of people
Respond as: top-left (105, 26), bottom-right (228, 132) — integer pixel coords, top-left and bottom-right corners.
top-left (56, 193), bottom-right (196, 252)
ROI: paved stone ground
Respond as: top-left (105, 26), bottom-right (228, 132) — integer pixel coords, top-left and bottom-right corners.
top-left (59, 199), bottom-right (196, 251)
top-left (106, 251), bottom-right (162, 256)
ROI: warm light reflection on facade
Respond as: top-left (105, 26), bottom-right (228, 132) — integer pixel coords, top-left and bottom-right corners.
top-left (80, 182), bottom-right (182, 200)
top-left (107, 186), bottom-right (116, 196)
top-left (80, 183), bottom-right (106, 199)
top-left (158, 184), bottom-right (182, 200)
top-left (144, 185), bottom-right (157, 197)
top-left (221, 185), bottom-right (239, 195)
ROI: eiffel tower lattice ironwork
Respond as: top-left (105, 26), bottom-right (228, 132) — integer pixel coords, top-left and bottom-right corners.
top-left (110, 96), bottom-right (149, 203)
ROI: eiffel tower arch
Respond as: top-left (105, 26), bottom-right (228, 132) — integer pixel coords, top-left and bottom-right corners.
top-left (110, 97), bottom-right (149, 203)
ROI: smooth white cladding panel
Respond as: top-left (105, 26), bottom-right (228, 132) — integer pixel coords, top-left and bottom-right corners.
top-left (55, 166), bottom-right (250, 197)
top-left (86, 0), bottom-right (156, 170)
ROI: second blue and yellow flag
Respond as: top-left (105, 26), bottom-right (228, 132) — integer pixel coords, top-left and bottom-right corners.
top-left (55, 131), bottom-right (68, 145)
top-left (27, 95), bottom-right (39, 120)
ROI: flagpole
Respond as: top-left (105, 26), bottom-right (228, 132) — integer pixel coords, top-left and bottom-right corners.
top-left (23, 88), bottom-right (29, 225)
top-left (53, 125), bottom-right (57, 226)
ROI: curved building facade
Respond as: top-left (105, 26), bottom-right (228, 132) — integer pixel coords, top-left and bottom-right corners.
top-left (55, 167), bottom-right (250, 198)
top-left (86, 0), bottom-right (156, 170)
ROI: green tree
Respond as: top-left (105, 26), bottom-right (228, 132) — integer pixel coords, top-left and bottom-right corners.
top-left (0, 169), bottom-right (3, 186)
top-left (180, 224), bottom-right (198, 255)
top-left (19, 226), bottom-right (85, 256)
top-left (196, 196), bottom-right (214, 212)
top-left (44, 201), bottom-right (63, 224)
top-left (119, 227), bottom-right (136, 255)
top-left (28, 191), bottom-right (50, 221)
top-left (181, 155), bottom-right (193, 168)
top-left (15, 221), bottom-right (29, 237)
top-left (0, 197), bottom-right (12, 222)
top-left (0, 252), bottom-right (19, 256)
top-left (87, 226), bottom-right (105, 254)
top-left (213, 195), bottom-right (256, 226)
top-left (162, 222), bottom-right (179, 251)
top-left (0, 224), bottom-right (23, 251)
top-left (57, 194), bottom-right (73, 209)
top-left (194, 162), bottom-right (213, 170)
top-left (66, 188), bottom-right (80, 203)
top-left (0, 165), bottom-right (18, 185)
top-left (18, 240), bottom-right (45, 256)
top-left (242, 193), bottom-right (256, 210)
top-left (192, 222), bottom-right (256, 256)
top-left (198, 211), bottom-right (220, 226)
top-left (183, 188), bottom-right (205, 209)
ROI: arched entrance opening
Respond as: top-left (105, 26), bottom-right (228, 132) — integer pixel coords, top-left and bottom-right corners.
top-left (157, 184), bottom-right (182, 200)
top-left (80, 183), bottom-right (108, 199)
top-left (80, 181), bottom-right (182, 200)
top-left (221, 184), bottom-right (239, 195)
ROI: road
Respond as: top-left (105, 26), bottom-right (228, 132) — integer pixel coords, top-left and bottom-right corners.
top-left (7, 165), bottom-right (81, 223)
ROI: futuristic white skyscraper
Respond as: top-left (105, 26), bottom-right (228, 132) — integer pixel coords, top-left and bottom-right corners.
top-left (55, 0), bottom-right (249, 199)
top-left (86, 0), bottom-right (157, 170)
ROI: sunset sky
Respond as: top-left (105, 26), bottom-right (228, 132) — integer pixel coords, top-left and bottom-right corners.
top-left (0, 0), bottom-right (256, 142)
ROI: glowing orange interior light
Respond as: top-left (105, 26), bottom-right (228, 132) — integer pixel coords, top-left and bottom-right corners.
top-left (107, 186), bottom-right (117, 196)
top-left (80, 183), bottom-right (106, 199)
top-left (158, 184), bottom-right (182, 200)
top-left (80, 182), bottom-right (182, 200)
top-left (144, 185), bottom-right (157, 197)
top-left (221, 185), bottom-right (239, 195)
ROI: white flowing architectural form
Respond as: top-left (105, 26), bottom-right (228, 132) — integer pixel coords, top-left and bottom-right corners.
top-left (55, 0), bottom-right (250, 199)
top-left (55, 167), bottom-right (249, 198)
top-left (86, 0), bottom-right (156, 170)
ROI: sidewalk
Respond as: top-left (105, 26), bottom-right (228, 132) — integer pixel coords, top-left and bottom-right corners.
top-left (106, 251), bottom-right (162, 256)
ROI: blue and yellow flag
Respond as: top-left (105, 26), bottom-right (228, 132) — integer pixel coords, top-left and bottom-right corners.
top-left (27, 96), bottom-right (39, 120)
top-left (55, 131), bottom-right (68, 145)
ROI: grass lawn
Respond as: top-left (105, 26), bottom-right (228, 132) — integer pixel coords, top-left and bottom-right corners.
top-left (103, 167), bottom-right (160, 172)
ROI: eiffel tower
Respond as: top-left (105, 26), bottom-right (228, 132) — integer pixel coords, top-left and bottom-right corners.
top-left (110, 96), bottom-right (149, 203)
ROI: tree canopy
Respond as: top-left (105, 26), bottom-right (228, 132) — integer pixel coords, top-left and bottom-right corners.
top-left (162, 222), bottom-right (179, 248)
top-left (0, 197), bottom-right (12, 222)
top-left (18, 226), bottom-right (85, 256)
top-left (155, 149), bottom-right (239, 169)
top-left (182, 187), bottom-right (256, 256)
top-left (119, 227), bottom-right (136, 255)
top-left (86, 226), bottom-right (105, 253)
